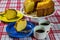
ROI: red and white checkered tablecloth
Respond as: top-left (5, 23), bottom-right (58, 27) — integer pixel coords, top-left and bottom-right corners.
top-left (0, 0), bottom-right (60, 40)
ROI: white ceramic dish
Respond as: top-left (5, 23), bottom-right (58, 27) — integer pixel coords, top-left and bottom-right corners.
top-left (22, 10), bottom-right (54, 18)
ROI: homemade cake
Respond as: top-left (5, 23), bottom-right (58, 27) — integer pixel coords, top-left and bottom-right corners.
top-left (36, 0), bottom-right (54, 17)
top-left (24, 0), bottom-right (35, 13)
top-left (24, 0), bottom-right (54, 17)
top-left (5, 9), bottom-right (17, 19)
top-left (14, 19), bottom-right (27, 32)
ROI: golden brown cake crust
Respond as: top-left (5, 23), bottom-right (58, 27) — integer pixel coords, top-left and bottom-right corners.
top-left (24, 0), bottom-right (35, 13)
top-left (37, 1), bottom-right (54, 9)
top-left (36, 1), bottom-right (54, 17)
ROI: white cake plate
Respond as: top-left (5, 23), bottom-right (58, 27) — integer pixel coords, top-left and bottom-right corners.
top-left (22, 11), bottom-right (54, 23)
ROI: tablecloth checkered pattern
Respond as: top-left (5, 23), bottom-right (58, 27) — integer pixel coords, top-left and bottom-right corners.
top-left (0, 0), bottom-right (60, 40)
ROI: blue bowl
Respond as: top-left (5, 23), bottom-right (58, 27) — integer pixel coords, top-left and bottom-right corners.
top-left (6, 21), bottom-right (35, 38)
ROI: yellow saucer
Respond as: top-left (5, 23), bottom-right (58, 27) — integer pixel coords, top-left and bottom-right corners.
top-left (0, 11), bottom-right (23, 22)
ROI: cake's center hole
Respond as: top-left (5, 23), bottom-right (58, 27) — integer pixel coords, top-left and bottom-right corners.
top-left (33, 1), bottom-right (40, 12)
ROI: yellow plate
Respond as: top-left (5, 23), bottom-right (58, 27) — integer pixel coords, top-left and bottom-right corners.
top-left (0, 11), bottom-right (24, 22)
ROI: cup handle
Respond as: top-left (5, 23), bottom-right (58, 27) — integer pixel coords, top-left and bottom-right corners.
top-left (47, 30), bottom-right (50, 34)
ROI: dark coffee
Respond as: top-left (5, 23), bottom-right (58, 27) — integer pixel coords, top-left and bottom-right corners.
top-left (36, 29), bottom-right (45, 33)
top-left (41, 23), bottom-right (49, 25)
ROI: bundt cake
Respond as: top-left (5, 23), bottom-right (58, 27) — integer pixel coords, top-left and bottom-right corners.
top-left (24, 0), bottom-right (35, 13)
top-left (36, 0), bottom-right (54, 17)
top-left (24, 0), bottom-right (54, 17)
top-left (5, 9), bottom-right (17, 19)
top-left (14, 19), bottom-right (27, 32)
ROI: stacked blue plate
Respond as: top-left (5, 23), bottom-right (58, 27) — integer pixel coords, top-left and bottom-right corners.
top-left (6, 21), bottom-right (35, 38)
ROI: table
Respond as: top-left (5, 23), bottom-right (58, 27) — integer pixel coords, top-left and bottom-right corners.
top-left (0, 0), bottom-right (60, 40)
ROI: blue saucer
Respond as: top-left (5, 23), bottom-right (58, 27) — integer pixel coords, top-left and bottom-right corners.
top-left (6, 21), bottom-right (35, 38)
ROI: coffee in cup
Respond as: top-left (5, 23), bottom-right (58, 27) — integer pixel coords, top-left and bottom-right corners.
top-left (39, 19), bottom-right (53, 32)
top-left (34, 26), bottom-right (48, 39)
top-left (40, 22), bottom-right (49, 26)
top-left (36, 29), bottom-right (45, 33)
